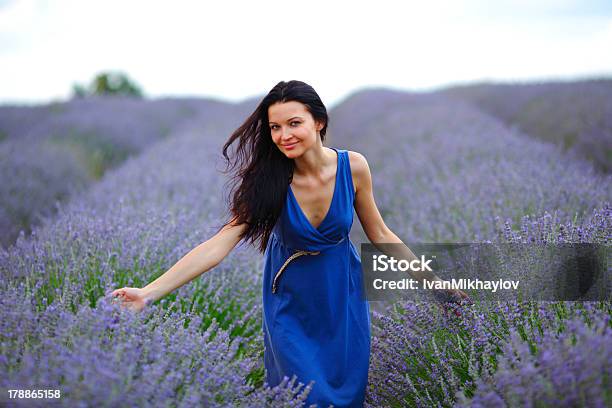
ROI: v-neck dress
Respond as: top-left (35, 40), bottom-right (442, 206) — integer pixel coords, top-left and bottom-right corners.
top-left (262, 147), bottom-right (371, 408)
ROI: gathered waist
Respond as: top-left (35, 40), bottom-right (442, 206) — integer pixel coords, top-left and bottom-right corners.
top-left (270, 232), bottom-right (347, 252)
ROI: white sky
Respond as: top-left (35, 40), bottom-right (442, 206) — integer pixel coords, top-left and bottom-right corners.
top-left (1, 0), bottom-right (611, 108)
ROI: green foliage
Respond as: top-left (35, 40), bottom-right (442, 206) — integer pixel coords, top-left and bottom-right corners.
top-left (71, 71), bottom-right (144, 98)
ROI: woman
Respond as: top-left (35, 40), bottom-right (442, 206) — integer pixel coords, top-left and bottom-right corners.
top-left (111, 80), bottom-right (469, 407)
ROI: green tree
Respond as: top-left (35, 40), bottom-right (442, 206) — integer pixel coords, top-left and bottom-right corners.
top-left (71, 71), bottom-right (144, 98)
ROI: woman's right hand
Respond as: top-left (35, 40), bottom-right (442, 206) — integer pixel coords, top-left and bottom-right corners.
top-left (110, 287), bottom-right (150, 313)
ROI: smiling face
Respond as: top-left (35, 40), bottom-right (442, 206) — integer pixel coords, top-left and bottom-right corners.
top-left (268, 100), bottom-right (324, 158)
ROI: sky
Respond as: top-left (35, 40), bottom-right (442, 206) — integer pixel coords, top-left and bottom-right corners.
top-left (1, 0), bottom-right (611, 109)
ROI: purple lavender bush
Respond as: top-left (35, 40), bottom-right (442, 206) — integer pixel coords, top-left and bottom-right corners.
top-left (0, 285), bottom-right (315, 407)
top-left (441, 78), bottom-right (612, 173)
top-left (366, 298), bottom-right (611, 407)
top-left (455, 304), bottom-right (611, 408)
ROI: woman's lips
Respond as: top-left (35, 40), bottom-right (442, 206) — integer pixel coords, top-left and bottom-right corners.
top-left (283, 142), bottom-right (299, 150)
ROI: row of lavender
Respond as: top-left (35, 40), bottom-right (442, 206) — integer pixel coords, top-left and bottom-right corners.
top-left (330, 90), bottom-right (610, 243)
top-left (440, 78), bottom-right (612, 173)
top-left (1, 89), bottom-right (610, 406)
top-left (328, 90), bottom-right (611, 407)
top-left (0, 96), bottom-right (250, 249)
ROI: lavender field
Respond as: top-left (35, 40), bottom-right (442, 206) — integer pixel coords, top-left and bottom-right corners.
top-left (440, 79), bottom-right (612, 173)
top-left (1, 81), bottom-right (610, 407)
top-left (0, 96), bottom-right (253, 249)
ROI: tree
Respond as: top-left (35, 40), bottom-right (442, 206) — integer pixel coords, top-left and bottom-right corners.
top-left (71, 71), bottom-right (144, 98)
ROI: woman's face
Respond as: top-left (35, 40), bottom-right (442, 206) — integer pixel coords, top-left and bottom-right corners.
top-left (268, 101), bottom-right (323, 158)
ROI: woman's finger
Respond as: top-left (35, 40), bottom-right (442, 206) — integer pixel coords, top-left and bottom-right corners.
top-left (111, 289), bottom-right (123, 297)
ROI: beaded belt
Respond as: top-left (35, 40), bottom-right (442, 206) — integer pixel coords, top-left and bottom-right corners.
top-left (271, 250), bottom-right (321, 294)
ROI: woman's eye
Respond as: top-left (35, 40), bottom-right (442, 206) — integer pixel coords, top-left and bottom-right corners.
top-left (271, 122), bottom-right (299, 130)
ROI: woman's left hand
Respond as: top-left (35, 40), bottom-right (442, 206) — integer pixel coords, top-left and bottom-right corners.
top-left (432, 287), bottom-right (472, 317)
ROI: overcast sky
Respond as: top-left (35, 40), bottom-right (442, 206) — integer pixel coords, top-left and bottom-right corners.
top-left (1, 0), bottom-right (611, 108)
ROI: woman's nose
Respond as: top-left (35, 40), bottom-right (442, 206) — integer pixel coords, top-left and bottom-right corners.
top-left (280, 128), bottom-right (293, 140)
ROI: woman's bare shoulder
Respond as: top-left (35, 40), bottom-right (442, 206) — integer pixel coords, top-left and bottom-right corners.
top-left (346, 150), bottom-right (370, 193)
top-left (346, 150), bottom-right (369, 173)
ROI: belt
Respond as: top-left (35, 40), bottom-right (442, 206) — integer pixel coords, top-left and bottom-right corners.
top-left (271, 249), bottom-right (320, 294)
top-left (270, 234), bottom-right (346, 294)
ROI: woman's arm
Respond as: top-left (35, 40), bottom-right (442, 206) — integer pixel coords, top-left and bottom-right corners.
top-left (349, 151), bottom-right (470, 309)
top-left (140, 218), bottom-right (247, 303)
top-left (349, 151), bottom-right (442, 283)
top-left (367, 227), bottom-right (443, 284)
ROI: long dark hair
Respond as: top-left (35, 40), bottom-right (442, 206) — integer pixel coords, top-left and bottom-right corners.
top-left (219, 80), bottom-right (329, 253)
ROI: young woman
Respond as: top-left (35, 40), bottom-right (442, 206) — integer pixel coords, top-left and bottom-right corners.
top-left (111, 80), bottom-right (468, 407)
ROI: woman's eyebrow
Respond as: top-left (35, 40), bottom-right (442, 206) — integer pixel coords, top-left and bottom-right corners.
top-left (269, 116), bottom-right (302, 124)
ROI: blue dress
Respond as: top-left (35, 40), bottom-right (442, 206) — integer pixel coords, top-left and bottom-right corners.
top-left (262, 147), bottom-right (372, 408)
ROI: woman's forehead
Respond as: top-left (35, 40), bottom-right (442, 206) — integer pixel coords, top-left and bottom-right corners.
top-left (268, 101), bottom-right (308, 120)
